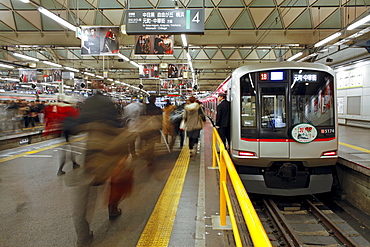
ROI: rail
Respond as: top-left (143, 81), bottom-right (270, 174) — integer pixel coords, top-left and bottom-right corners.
top-left (212, 127), bottom-right (272, 247)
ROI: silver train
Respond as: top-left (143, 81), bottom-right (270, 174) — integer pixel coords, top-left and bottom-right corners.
top-left (204, 62), bottom-right (338, 196)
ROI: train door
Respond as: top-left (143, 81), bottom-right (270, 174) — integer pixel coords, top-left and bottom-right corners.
top-left (258, 84), bottom-right (289, 158)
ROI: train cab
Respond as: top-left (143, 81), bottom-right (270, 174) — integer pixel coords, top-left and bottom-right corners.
top-left (226, 62), bottom-right (338, 196)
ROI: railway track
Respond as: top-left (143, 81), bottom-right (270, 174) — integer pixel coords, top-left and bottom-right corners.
top-left (250, 195), bottom-right (370, 247)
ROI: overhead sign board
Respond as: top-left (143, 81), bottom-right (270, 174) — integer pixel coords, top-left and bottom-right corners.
top-left (126, 9), bottom-right (204, 35)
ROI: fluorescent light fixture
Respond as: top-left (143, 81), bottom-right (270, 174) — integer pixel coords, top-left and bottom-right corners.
top-left (130, 61), bottom-right (140, 67)
top-left (13, 53), bottom-right (39, 61)
top-left (84, 72), bottom-right (95, 76)
top-left (20, 0), bottom-right (30, 3)
top-left (38, 7), bottom-right (76, 31)
top-left (107, 78), bottom-right (113, 81)
top-left (0, 64), bottom-right (15, 69)
top-left (96, 75), bottom-right (104, 79)
top-left (298, 52), bottom-right (318, 62)
top-left (186, 52), bottom-right (191, 61)
top-left (181, 34), bottom-right (188, 47)
top-left (287, 52), bottom-right (303, 61)
top-left (43, 61), bottom-right (62, 67)
top-left (64, 66), bottom-right (79, 72)
top-left (117, 53), bottom-right (130, 61)
top-left (347, 14), bottom-right (370, 30)
top-left (314, 32), bottom-right (341, 47)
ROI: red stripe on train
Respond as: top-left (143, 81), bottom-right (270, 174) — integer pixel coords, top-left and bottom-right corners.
top-left (241, 137), bottom-right (336, 142)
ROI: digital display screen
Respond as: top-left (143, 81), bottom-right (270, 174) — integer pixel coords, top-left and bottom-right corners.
top-left (293, 72), bottom-right (318, 82)
top-left (259, 71), bottom-right (285, 81)
top-left (260, 72), bottom-right (268, 81)
top-left (270, 71), bottom-right (284, 80)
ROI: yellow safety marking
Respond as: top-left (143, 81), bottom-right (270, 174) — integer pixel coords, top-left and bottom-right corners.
top-left (0, 136), bottom-right (85, 163)
top-left (136, 146), bottom-right (190, 247)
top-left (339, 141), bottom-right (370, 154)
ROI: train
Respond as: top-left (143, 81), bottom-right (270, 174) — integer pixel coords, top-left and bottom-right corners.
top-left (203, 62), bottom-right (338, 196)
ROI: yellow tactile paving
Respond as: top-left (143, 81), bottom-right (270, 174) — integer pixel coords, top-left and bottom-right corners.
top-left (136, 146), bottom-right (190, 247)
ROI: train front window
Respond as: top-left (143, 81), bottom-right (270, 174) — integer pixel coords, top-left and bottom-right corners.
top-left (261, 87), bottom-right (286, 129)
top-left (291, 70), bottom-right (335, 126)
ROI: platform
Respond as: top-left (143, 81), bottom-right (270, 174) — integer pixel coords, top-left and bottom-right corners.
top-left (0, 123), bottom-right (369, 246)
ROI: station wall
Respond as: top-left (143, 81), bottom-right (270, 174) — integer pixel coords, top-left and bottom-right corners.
top-left (336, 61), bottom-right (370, 128)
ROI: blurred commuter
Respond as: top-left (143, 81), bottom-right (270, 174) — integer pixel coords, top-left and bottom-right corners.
top-left (142, 95), bottom-right (163, 165)
top-left (55, 95), bottom-right (81, 176)
top-left (216, 93), bottom-right (231, 148)
top-left (183, 96), bottom-right (206, 156)
top-left (162, 101), bottom-right (176, 150)
top-left (171, 103), bottom-right (185, 148)
top-left (68, 81), bottom-right (135, 247)
top-left (122, 101), bottom-right (145, 158)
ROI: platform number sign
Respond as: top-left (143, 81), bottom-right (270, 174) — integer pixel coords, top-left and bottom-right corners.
top-left (126, 9), bottom-right (204, 35)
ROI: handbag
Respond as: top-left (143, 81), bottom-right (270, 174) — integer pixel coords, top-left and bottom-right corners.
top-left (179, 119), bottom-right (186, 130)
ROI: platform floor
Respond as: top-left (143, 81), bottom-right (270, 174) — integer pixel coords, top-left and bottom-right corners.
top-left (0, 124), bottom-right (369, 247)
top-left (0, 121), bottom-right (233, 247)
top-left (338, 125), bottom-right (370, 170)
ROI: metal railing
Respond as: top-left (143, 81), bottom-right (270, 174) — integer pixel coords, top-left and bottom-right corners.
top-left (212, 127), bottom-right (272, 247)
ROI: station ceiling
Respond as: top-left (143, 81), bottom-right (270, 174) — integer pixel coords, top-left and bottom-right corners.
top-left (0, 0), bottom-right (370, 93)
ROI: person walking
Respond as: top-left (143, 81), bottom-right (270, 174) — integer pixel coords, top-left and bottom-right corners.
top-left (162, 101), bottom-right (176, 150)
top-left (142, 95), bottom-right (163, 165)
top-left (183, 96), bottom-right (205, 156)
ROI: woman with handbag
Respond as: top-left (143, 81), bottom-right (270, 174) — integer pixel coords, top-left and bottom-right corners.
top-left (183, 96), bottom-right (206, 156)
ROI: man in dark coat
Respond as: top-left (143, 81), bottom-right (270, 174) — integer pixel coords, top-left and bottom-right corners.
top-left (142, 95), bottom-right (163, 165)
top-left (216, 93), bottom-right (231, 148)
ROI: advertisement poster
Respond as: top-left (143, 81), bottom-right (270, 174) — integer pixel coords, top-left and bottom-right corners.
top-left (139, 64), bottom-right (159, 79)
top-left (81, 26), bottom-right (119, 55)
top-left (168, 64), bottom-right (187, 78)
top-left (19, 69), bottom-right (37, 83)
top-left (134, 35), bottom-right (174, 55)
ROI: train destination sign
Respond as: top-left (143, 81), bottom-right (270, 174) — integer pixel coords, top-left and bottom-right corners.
top-left (125, 9), bottom-right (204, 35)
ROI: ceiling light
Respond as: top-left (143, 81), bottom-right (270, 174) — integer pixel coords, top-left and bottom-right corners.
top-left (347, 14), bottom-right (370, 30)
top-left (84, 72), bottom-right (95, 76)
top-left (314, 32), bottom-right (342, 47)
top-left (0, 64), bottom-right (15, 69)
top-left (13, 53), bottom-right (39, 61)
top-left (43, 61), bottom-right (62, 67)
top-left (38, 7), bottom-right (76, 32)
top-left (181, 34), bottom-right (188, 47)
top-left (19, 0), bottom-right (30, 3)
top-left (130, 61), bottom-right (140, 67)
top-left (64, 66), bottom-right (79, 72)
top-left (117, 53), bottom-right (130, 61)
top-left (186, 52), bottom-right (191, 61)
top-left (96, 75), bottom-right (104, 79)
top-left (287, 52), bottom-right (303, 61)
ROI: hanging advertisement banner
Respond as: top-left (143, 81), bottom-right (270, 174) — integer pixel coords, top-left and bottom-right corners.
top-left (81, 26), bottom-right (120, 56)
top-left (139, 64), bottom-right (159, 79)
top-left (134, 35), bottom-right (174, 55)
top-left (168, 64), bottom-right (188, 78)
top-left (19, 69), bottom-right (37, 83)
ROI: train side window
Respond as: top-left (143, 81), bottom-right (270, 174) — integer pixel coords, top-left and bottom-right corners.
top-left (240, 75), bottom-right (256, 128)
